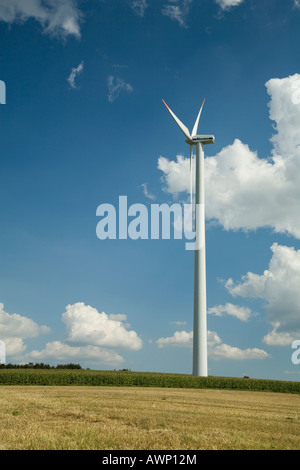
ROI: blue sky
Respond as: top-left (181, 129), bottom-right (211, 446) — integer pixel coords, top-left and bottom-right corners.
top-left (1, 0), bottom-right (300, 380)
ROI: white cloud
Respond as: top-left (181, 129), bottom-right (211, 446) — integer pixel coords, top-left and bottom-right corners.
top-left (108, 313), bottom-right (128, 322)
top-left (226, 243), bottom-right (300, 346)
top-left (131, 0), bottom-right (148, 17)
top-left (28, 341), bottom-right (124, 365)
top-left (62, 302), bottom-right (143, 351)
top-left (140, 183), bottom-right (156, 201)
top-left (0, 0), bottom-right (81, 38)
top-left (67, 61), bottom-right (83, 89)
top-left (208, 303), bottom-right (252, 322)
top-left (2, 337), bottom-right (27, 357)
top-left (156, 329), bottom-right (269, 360)
top-left (158, 74), bottom-right (300, 239)
top-left (0, 302), bottom-right (142, 365)
top-left (158, 154), bottom-right (191, 196)
top-left (215, 0), bottom-right (244, 10)
top-left (107, 75), bottom-right (133, 103)
top-left (0, 302), bottom-right (50, 339)
top-left (210, 343), bottom-right (269, 360)
top-left (0, 302), bottom-right (50, 361)
top-left (162, 0), bottom-right (193, 28)
top-left (157, 330), bottom-right (193, 348)
top-left (263, 323), bottom-right (294, 347)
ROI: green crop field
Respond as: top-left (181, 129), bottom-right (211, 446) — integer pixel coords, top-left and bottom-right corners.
top-left (0, 368), bottom-right (300, 393)
top-left (0, 370), bottom-right (300, 450)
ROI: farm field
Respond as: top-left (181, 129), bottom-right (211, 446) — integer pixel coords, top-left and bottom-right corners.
top-left (0, 385), bottom-right (299, 450)
top-left (1, 368), bottom-right (300, 393)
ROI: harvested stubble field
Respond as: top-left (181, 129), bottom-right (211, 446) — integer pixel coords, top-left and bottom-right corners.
top-left (0, 385), bottom-right (299, 450)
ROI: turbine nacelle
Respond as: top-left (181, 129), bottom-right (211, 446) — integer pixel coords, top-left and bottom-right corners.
top-left (187, 135), bottom-right (215, 145)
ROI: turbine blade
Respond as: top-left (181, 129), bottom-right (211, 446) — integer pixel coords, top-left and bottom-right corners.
top-left (192, 98), bottom-right (206, 137)
top-left (162, 99), bottom-right (191, 141)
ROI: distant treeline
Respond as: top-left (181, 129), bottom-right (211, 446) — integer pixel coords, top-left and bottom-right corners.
top-left (0, 362), bottom-right (82, 370)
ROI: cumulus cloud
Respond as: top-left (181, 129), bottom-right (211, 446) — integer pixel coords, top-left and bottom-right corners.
top-left (62, 302), bottom-right (143, 351)
top-left (210, 343), bottom-right (269, 360)
top-left (156, 328), bottom-right (269, 360)
top-left (28, 341), bottom-right (124, 365)
top-left (157, 330), bottom-right (193, 348)
top-left (226, 243), bottom-right (300, 346)
top-left (0, 302), bottom-right (50, 339)
top-left (108, 313), bottom-right (128, 322)
top-left (44, 302), bottom-right (142, 365)
top-left (162, 0), bottom-right (193, 28)
top-left (131, 0), bottom-right (148, 17)
top-left (0, 302), bottom-right (50, 360)
top-left (0, 0), bottom-right (81, 38)
top-left (0, 301), bottom-right (142, 366)
top-left (67, 61), bottom-right (83, 89)
top-left (158, 74), bottom-right (300, 239)
top-left (208, 303), bottom-right (252, 322)
top-left (158, 154), bottom-right (192, 197)
top-left (107, 75), bottom-right (133, 103)
top-left (215, 0), bottom-right (244, 10)
top-left (2, 337), bottom-right (27, 357)
top-left (263, 324), bottom-right (294, 347)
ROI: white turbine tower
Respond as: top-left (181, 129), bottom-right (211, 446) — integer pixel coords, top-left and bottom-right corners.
top-left (162, 99), bottom-right (215, 377)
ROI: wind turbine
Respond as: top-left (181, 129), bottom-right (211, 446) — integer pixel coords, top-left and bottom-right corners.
top-left (162, 99), bottom-right (215, 377)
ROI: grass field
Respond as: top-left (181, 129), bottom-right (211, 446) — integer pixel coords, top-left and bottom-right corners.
top-left (0, 385), bottom-right (299, 450)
